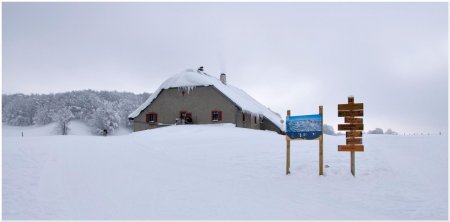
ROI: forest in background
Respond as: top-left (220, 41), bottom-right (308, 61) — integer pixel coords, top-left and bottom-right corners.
top-left (2, 90), bottom-right (150, 135)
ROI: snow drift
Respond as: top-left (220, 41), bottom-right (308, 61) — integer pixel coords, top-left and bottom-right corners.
top-left (3, 124), bottom-right (447, 219)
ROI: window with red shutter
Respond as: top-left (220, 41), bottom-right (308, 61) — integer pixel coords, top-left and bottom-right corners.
top-left (147, 113), bottom-right (158, 123)
top-left (211, 111), bottom-right (221, 122)
top-left (185, 113), bottom-right (192, 124)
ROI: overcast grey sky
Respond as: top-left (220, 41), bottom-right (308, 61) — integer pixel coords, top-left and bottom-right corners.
top-left (3, 2), bottom-right (448, 134)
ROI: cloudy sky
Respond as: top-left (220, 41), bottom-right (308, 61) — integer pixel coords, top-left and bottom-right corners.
top-left (3, 3), bottom-right (448, 134)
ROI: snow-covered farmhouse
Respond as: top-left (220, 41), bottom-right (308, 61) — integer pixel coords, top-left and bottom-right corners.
top-left (128, 67), bottom-right (283, 134)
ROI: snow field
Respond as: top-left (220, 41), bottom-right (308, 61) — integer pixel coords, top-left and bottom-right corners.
top-left (2, 124), bottom-right (447, 219)
top-left (2, 120), bottom-right (131, 138)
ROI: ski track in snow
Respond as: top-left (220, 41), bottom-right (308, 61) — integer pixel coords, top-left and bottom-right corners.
top-left (2, 124), bottom-right (448, 219)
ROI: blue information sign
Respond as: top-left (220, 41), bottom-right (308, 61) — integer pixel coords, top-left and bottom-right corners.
top-left (286, 114), bottom-right (322, 140)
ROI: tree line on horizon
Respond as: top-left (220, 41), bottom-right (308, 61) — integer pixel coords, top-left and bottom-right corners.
top-left (2, 90), bottom-right (150, 135)
top-left (322, 124), bottom-right (398, 136)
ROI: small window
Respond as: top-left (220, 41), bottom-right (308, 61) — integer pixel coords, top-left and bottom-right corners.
top-left (211, 111), bottom-right (222, 122)
top-left (146, 113), bottom-right (158, 123)
top-left (254, 116), bottom-right (257, 124)
top-left (242, 113), bottom-right (246, 122)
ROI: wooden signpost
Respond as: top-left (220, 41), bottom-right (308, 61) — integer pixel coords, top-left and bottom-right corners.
top-left (286, 106), bottom-right (324, 176)
top-left (337, 96), bottom-right (364, 176)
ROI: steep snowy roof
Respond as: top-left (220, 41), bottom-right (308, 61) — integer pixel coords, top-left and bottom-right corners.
top-left (129, 69), bottom-right (283, 130)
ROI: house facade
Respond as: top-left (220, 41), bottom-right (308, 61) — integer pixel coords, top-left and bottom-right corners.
top-left (129, 68), bottom-right (283, 134)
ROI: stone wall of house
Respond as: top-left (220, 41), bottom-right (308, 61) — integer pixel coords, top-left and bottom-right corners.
top-left (133, 86), bottom-right (239, 131)
top-left (132, 85), bottom-right (280, 134)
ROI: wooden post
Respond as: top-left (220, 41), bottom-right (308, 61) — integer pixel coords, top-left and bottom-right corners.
top-left (286, 110), bottom-right (291, 175)
top-left (351, 151), bottom-right (355, 176)
top-left (348, 96), bottom-right (355, 176)
top-left (319, 106), bottom-right (323, 176)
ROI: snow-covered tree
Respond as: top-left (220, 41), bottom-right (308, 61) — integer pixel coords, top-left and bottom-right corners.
top-left (3, 94), bottom-right (35, 126)
top-left (323, 124), bottom-right (336, 135)
top-left (2, 90), bottom-right (150, 132)
top-left (385, 128), bottom-right (398, 135)
top-left (33, 106), bottom-right (53, 125)
top-left (91, 102), bottom-right (121, 135)
top-left (368, 128), bottom-right (384, 134)
top-left (53, 107), bottom-right (74, 135)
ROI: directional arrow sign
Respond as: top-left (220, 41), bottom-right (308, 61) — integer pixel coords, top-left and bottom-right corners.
top-left (338, 110), bottom-right (364, 117)
top-left (338, 145), bottom-right (364, 152)
top-left (345, 117), bottom-right (363, 124)
top-left (338, 103), bottom-right (363, 111)
top-left (338, 124), bottom-right (364, 131)
top-left (347, 137), bottom-right (362, 145)
top-left (346, 131), bottom-right (363, 137)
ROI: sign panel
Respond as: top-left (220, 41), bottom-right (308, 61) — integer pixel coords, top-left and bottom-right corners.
top-left (286, 114), bottom-right (322, 140)
top-left (346, 137), bottom-right (362, 145)
top-left (338, 110), bottom-right (364, 117)
top-left (338, 103), bottom-right (364, 111)
top-left (346, 131), bottom-right (362, 137)
top-left (345, 117), bottom-right (363, 124)
top-left (338, 124), bottom-right (364, 131)
top-left (338, 145), bottom-right (364, 152)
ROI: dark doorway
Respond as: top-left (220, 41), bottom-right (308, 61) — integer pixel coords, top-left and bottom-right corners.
top-left (179, 111), bottom-right (192, 124)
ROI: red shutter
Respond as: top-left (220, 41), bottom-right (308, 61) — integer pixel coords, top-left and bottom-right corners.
top-left (254, 116), bottom-right (257, 124)
top-left (211, 111), bottom-right (214, 121)
top-left (242, 113), bottom-right (245, 121)
top-left (154, 114), bottom-right (158, 122)
top-left (218, 111), bottom-right (222, 121)
top-left (146, 114), bottom-right (150, 123)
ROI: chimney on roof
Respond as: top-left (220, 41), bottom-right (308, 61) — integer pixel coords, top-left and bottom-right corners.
top-left (197, 66), bottom-right (204, 72)
top-left (220, 73), bottom-right (227, 85)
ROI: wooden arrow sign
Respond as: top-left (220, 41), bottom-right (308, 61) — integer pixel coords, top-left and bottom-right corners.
top-left (338, 145), bottom-right (364, 152)
top-left (338, 124), bottom-right (364, 131)
top-left (345, 117), bottom-right (363, 124)
top-left (346, 131), bottom-right (362, 137)
top-left (338, 110), bottom-right (364, 117)
top-left (347, 137), bottom-right (362, 145)
top-left (338, 96), bottom-right (364, 176)
top-left (338, 103), bottom-right (363, 111)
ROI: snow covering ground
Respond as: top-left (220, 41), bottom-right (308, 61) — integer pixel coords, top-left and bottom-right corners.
top-left (3, 124), bottom-right (447, 219)
top-left (2, 120), bottom-right (131, 138)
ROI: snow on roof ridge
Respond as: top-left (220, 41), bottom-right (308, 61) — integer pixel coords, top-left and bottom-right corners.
top-left (129, 69), bottom-right (283, 130)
